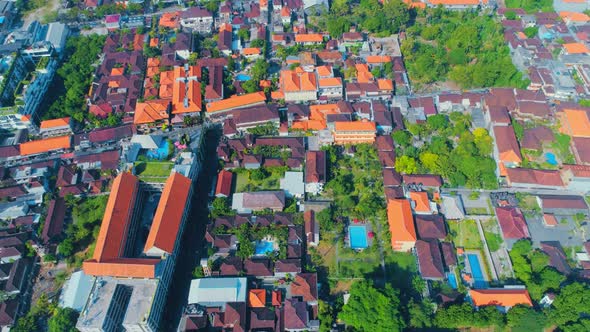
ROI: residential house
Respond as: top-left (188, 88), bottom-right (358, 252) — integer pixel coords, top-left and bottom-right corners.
top-left (469, 288), bottom-right (532, 312)
top-left (505, 168), bottom-right (564, 189)
top-left (215, 170), bottom-right (233, 198)
top-left (492, 125), bottom-right (522, 176)
top-left (495, 207), bottom-right (530, 240)
top-left (387, 199), bottom-right (417, 252)
top-left (305, 151), bottom-right (326, 195)
top-left (415, 240), bottom-right (445, 280)
top-left (280, 171), bottom-right (305, 198)
top-left (561, 164), bottom-right (590, 193)
top-left (536, 195), bottom-right (589, 215)
top-left (231, 191), bottom-right (286, 213)
top-left (304, 210), bottom-right (319, 247)
top-left (541, 241), bottom-right (572, 275)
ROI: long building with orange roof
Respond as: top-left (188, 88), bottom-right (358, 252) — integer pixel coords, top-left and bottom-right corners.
top-left (79, 171), bottom-right (194, 332)
top-left (39, 117), bottom-right (72, 136)
top-left (558, 108), bottom-right (590, 138)
top-left (387, 198), bottom-right (417, 252)
top-left (206, 91), bottom-right (266, 114)
top-left (469, 288), bottom-right (533, 311)
top-left (332, 121), bottom-right (377, 144)
top-left (19, 135), bottom-right (71, 156)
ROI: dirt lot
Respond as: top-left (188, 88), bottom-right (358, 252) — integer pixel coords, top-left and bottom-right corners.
top-left (31, 261), bottom-right (68, 304)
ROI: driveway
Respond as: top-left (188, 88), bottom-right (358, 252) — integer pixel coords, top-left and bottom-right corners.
top-left (526, 215), bottom-right (587, 249)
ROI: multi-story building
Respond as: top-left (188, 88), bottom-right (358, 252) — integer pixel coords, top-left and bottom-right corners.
top-left (0, 54), bottom-right (32, 108)
top-left (16, 57), bottom-right (59, 117)
top-left (180, 7), bottom-right (214, 33)
top-left (332, 121), bottom-right (376, 145)
top-left (280, 70), bottom-right (318, 102)
top-left (77, 171), bottom-right (195, 332)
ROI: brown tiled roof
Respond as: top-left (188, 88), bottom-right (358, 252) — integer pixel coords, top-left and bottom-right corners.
top-left (305, 151), bottom-right (326, 183)
top-left (517, 101), bottom-right (551, 117)
top-left (284, 298), bottom-right (308, 330)
top-left (441, 241), bottom-right (457, 267)
top-left (415, 214), bottom-right (447, 240)
top-left (402, 174), bottom-right (443, 187)
top-left (275, 258), bottom-right (302, 273)
top-left (0, 185), bottom-right (26, 200)
top-left (224, 302), bottom-right (246, 332)
top-left (521, 126), bottom-right (554, 150)
top-left (495, 207), bottom-right (530, 239)
top-left (250, 307), bottom-right (276, 330)
top-left (541, 241), bottom-right (571, 275)
top-left (493, 125), bottom-right (522, 163)
top-left (375, 135), bottom-right (394, 151)
top-left (0, 300), bottom-right (17, 326)
top-left (487, 106), bottom-right (511, 124)
top-left (573, 137), bottom-right (590, 164)
top-left (220, 257), bottom-right (243, 276)
top-left (385, 186), bottom-right (404, 199)
top-left (244, 258), bottom-right (273, 276)
top-left (242, 191), bottom-right (285, 210)
top-left (506, 168), bottom-right (564, 187)
top-left (538, 195), bottom-right (588, 210)
top-left (378, 151), bottom-right (396, 168)
top-left (382, 169), bottom-right (402, 187)
top-left (144, 173), bottom-right (192, 255)
top-left (42, 198), bottom-right (66, 244)
top-left (291, 273), bottom-right (317, 301)
top-left (415, 240), bottom-right (445, 279)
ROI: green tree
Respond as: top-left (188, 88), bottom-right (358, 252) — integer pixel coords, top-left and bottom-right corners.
top-left (392, 130), bottom-right (412, 147)
top-left (395, 156), bottom-right (418, 174)
top-left (48, 307), bottom-right (79, 332)
top-left (250, 59), bottom-right (269, 81)
top-left (339, 281), bottom-right (404, 332)
top-left (426, 114), bottom-right (449, 131)
top-left (242, 79), bottom-right (259, 93)
top-left (408, 299), bottom-right (433, 328)
top-left (548, 282), bottom-right (590, 327)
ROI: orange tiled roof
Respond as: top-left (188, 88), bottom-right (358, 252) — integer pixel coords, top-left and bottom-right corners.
top-left (248, 289), bottom-right (266, 308)
top-left (83, 258), bottom-right (160, 278)
top-left (403, 0), bottom-right (427, 8)
top-left (318, 77), bottom-right (342, 88)
top-left (260, 0), bottom-right (268, 6)
top-left (355, 63), bottom-right (369, 72)
top-left (111, 67), bottom-right (124, 76)
top-left (281, 6), bottom-right (291, 17)
top-left (242, 47), bottom-right (261, 55)
top-left (271, 91), bottom-right (285, 100)
top-left (295, 34), bottom-right (323, 43)
top-left (316, 65), bottom-right (332, 77)
top-left (159, 11), bottom-right (180, 28)
top-left (159, 70), bottom-right (175, 99)
top-left (91, 172), bottom-right (139, 262)
top-left (133, 33), bottom-right (144, 51)
top-left (149, 37), bottom-right (159, 47)
top-left (280, 70), bottom-right (318, 93)
top-left (560, 11), bottom-right (590, 22)
top-left (366, 55), bottom-right (392, 64)
top-left (559, 109), bottom-right (590, 137)
top-left (206, 91), bottom-right (266, 113)
top-left (292, 119), bottom-right (327, 131)
top-left (563, 43), bottom-right (590, 54)
top-left (357, 70), bottom-right (374, 83)
top-left (469, 289), bottom-right (533, 307)
top-left (220, 23), bottom-right (232, 32)
top-left (40, 117), bottom-right (70, 129)
top-left (378, 79), bottom-right (393, 90)
top-left (410, 191), bottom-right (430, 213)
top-left (144, 172), bottom-right (192, 254)
top-left (19, 135), bottom-right (71, 156)
top-left (387, 199), bottom-right (417, 249)
top-left (172, 79), bottom-right (202, 114)
top-left (134, 99), bottom-right (170, 124)
top-left (334, 121), bottom-right (376, 132)
top-left (147, 57), bottom-right (161, 68)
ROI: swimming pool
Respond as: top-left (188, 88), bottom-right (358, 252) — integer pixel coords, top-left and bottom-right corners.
top-left (467, 253), bottom-right (488, 289)
top-left (236, 74), bottom-right (251, 81)
top-left (146, 140), bottom-right (170, 160)
top-left (348, 225), bottom-right (368, 249)
top-left (545, 152), bottom-right (557, 166)
top-left (447, 272), bottom-right (458, 289)
top-left (255, 241), bottom-right (275, 255)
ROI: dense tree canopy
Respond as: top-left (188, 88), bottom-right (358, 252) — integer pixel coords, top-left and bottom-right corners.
top-left (43, 34), bottom-right (106, 123)
top-left (48, 307), bottom-right (79, 332)
top-left (339, 281), bottom-right (404, 332)
top-left (402, 9), bottom-right (527, 89)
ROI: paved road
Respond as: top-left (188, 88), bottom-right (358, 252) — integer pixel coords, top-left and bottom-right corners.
top-left (442, 187), bottom-right (588, 196)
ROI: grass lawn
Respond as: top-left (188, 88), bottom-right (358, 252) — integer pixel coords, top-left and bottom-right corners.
top-left (466, 207), bottom-right (490, 215)
top-left (234, 168), bottom-right (284, 192)
top-left (480, 218), bottom-right (504, 252)
top-left (134, 161), bottom-right (173, 182)
top-left (448, 219), bottom-right (483, 250)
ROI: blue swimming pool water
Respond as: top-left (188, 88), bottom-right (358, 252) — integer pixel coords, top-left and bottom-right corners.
top-left (146, 140), bottom-right (169, 160)
top-left (447, 272), bottom-right (458, 289)
top-left (236, 74), bottom-right (251, 81)
top-left (349, 225), bottom-right (368, 249)
top-left (467, 253), bottom-right (488, 288)
top-left (545, 152), bottom-right (558, 166)
top-left (255, 241), bottom-right (275, 255)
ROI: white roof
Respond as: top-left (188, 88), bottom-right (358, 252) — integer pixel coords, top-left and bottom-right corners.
top-left (130, 135), bottom-right (162, 149)
top-left (280, 171), bottom-right (304, 196)
top-left (59, 271), bottom-right (95, 312)
top-left (188, 277), bottom-right (247, 306)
